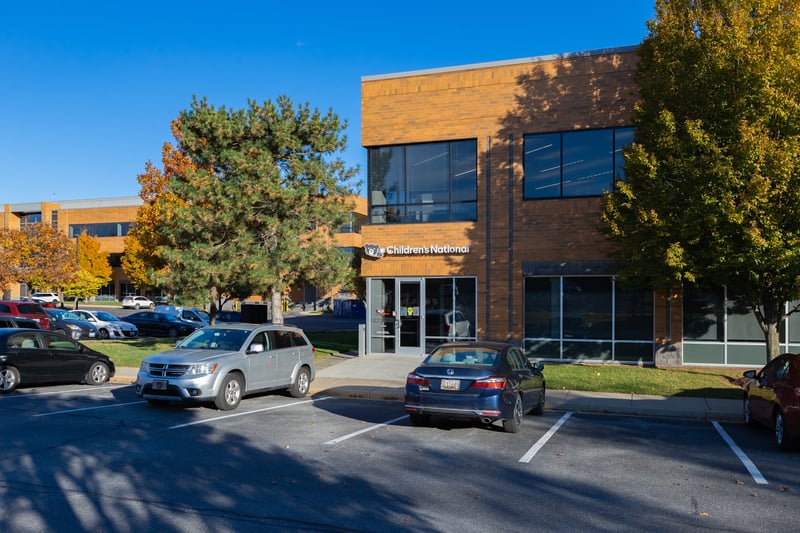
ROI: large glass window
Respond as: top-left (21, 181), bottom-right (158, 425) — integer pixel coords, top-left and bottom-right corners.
top-left (368, 140), bottom-right (477, 224)
top-left (424, 278), bottom-right (476, 351)
top-left (524, 127), bottom-right (633, 199)
top-left (524, 276), bottom-right (653, 363)
top-left (69, 222), bottom-right (131, 238)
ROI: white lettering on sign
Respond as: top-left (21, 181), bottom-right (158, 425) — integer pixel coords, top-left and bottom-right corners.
top-left (363, 243), bottom-right (470, 258)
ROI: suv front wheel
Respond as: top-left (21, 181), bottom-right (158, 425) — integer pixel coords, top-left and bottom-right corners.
top-left (215, 373), bottom-right (243, 410)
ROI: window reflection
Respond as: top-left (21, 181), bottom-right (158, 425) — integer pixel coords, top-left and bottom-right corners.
top-left (523, 127), bottom-right (634, 199)
top-left (368, 140), bottom-right (477, 224)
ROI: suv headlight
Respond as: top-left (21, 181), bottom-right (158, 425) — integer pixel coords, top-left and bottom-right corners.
top-left (186, 363), bottom-right (218, 376)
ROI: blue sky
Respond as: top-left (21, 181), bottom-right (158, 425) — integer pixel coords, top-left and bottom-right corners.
top-left (1, 2), bottom-right (655, 204)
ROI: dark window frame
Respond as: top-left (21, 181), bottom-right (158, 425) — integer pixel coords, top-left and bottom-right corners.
top-left (523, 127), bottom-right (634, 200)
top-left (368, 139), bottom-right (478, 224)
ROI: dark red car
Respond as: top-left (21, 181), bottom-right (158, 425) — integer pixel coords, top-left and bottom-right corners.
top-left (742, 353), bottom-right (800, 451)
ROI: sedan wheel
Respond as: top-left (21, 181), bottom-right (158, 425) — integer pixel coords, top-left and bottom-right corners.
top-left (503, 395), bottom-right (523, 433)
top-left (98, 328), bottom-right (110, 340)
top-left (85, 362), bottom-right (110, 385)
top-left (743, 397), bottom-right (758, 427)
top-left (775, 411), bottom-right (795, 451)
top-left (167, 327), bottom-right (178, 338)
top-left (215, 373), bottom-right (243, 410)
top-left (0, 367), bottom-right (20, 394)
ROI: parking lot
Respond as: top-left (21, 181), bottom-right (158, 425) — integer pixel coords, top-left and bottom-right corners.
top-left (0, 381), bottom-right (797, 532)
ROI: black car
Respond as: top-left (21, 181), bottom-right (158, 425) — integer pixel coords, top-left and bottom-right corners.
top-left (0, 328), bottom-right (115, 393)
top-left (0, 315), bottom-right (43, 329)
top-left (124, 311), bottom-right (200, 338)
top-left (405, 341), bottom-right (545, 433)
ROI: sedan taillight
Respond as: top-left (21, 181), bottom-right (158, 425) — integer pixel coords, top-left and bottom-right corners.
top-left (406, 372), bottom-right (430, 387)
top-left (471, 377), bottom-right (506, 389)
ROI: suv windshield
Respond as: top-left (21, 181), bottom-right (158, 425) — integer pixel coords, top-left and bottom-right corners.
top-left (178, 328), bottom-right (251, 351)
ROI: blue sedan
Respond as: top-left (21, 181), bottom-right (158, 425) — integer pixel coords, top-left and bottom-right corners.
top-left (405, 341), bottom-right (545, 433)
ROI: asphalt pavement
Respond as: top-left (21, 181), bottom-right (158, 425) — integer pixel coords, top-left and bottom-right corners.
top-left (111, 352), bottom-right (743, 423)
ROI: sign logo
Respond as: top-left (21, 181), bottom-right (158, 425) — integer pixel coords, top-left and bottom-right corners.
top-left (363, 243), bottom-right (386, 259)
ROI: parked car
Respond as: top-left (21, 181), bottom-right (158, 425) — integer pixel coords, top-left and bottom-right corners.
top-left (0, 315), bottom-right (43, 329)
top-left (742, 353), bottom-right (800, 451)
top-left (31, 292), bottom-right (60, 304)
top-left (405, 341), bottom-right (545, 433)
top-left (45, 308), bottom-right (98, 340)
top-left (124, 311), bottom-right (199, 338)
top-left (215, 310), bottom-right (242, 322)
top-left (121, 296), bottom-right (155, 309)
top-left (71, 310), bottom-right (138, 339)
top-left (0, 301), bottom-right (50, 329)
top-left (0, 328), bottom-right (115, 393)
top-left (155, 305), bottom-right (210, 326)
top-left (425, 309), bottom-right (471, 337)
top-left (135, 323), bottom-right (315, 410)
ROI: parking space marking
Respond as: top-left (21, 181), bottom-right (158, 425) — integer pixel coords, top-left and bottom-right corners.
top-left (168, 397), bottom-right (330, 430)
top-left (0, 385), bottom-right (123, 399)
top-left (34, 401), bottom-right (146, 417)
top-left (519, 412), bottom-right (573, 463)
top-left (712, 421), bottom-right (768, 485)
top-left (324, 414), bottom-right (409, 445)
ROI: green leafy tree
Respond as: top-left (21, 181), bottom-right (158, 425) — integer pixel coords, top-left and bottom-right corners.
top-left (156, 96), bottom-right (358, 323)
top-left (601, 0), bottom-right (800, 362)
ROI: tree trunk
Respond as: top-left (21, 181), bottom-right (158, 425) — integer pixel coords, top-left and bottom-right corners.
top-left (271, 289), bottom-right (284, 324)
top-left (764, 320), bottom-right (781, 363)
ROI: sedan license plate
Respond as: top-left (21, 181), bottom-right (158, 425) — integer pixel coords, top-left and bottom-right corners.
top-left (440, 378), bottom-right (460, 390)
top-left (153, 380), bottom-right (168, 390)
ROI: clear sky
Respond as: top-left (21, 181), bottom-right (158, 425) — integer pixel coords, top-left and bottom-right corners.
top-left (1, 1), bottom-right (655, 204)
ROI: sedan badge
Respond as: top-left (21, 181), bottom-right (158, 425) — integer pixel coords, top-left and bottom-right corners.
top-left (447, 368), bottom-right (454, 375)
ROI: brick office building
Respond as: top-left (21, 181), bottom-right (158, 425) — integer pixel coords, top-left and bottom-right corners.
top-left (359, 46), bottom-right (790, 366)
top-left (1, 197), bottom-right (142, 300)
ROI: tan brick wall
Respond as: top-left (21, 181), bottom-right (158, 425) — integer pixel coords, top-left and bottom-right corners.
top-left (362, 49), bottom-right (641, 341)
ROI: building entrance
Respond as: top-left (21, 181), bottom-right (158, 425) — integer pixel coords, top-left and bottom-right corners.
top-left (367, 277), bottom-right (477, 355)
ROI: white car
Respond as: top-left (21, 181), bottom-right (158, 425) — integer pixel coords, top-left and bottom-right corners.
top-left (31, 292), bottom-right (60, 304)
top-left (121, 296), bottom-right (155, 309)
top-left (71, 310), bottom-right (138, 339)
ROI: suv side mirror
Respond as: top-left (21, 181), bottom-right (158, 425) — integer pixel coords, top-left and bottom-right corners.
top-left (247, 343), bottom-right (265, 354)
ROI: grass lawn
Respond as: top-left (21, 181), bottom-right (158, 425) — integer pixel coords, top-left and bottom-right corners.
top-left (88, 330), bottom-right (751, 400)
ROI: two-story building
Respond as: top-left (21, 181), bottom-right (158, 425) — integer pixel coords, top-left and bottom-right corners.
top-left (359, 46), bottom-right (797, 366)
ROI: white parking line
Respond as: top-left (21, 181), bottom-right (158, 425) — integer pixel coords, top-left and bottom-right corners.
top-left (0, 385), bottom-right (123, 398)
top-left (325, 415), bottom-right (409, 445)
top-left (712, 421), bottom-right (768, 485)
top-left (168, 397), bottom-right (330, 430)
top-left (519, 412), bottom-right (573, 463)
top-left (34, 401), bottom-right (146, 417)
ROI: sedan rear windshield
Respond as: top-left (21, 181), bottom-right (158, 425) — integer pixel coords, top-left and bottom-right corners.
top-left (427, 349), bottom-right (498, 366)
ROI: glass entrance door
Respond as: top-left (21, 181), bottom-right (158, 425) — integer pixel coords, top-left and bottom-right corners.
top-left (397, 279), bottom-right (423, 355)
top-left (368, 278), bottom-right (425, 355)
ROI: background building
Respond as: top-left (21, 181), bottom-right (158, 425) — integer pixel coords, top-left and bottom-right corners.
top-left (1, 196), bottom-right (367, 307)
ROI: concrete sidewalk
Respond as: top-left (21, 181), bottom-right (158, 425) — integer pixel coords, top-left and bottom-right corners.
top-left (112, 354), bottom-right (743, 423)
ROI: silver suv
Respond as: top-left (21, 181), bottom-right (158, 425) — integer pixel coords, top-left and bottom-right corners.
top-left (135, 323), bottom-right (315, 410)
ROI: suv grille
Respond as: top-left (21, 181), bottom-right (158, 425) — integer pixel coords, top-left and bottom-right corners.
top-left (147, 363), bottom-right (191, 377)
